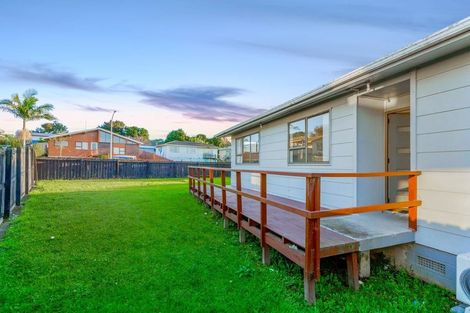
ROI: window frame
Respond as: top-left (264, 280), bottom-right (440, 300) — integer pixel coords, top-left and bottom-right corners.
top-left (235, 132), bottom-right (260, 165)
top-left (287, 110), bottom-right (331, 165)
top-left (75, 141), bottom-right (89, 150)
top-left (113, 147), bottom-right (125, 155)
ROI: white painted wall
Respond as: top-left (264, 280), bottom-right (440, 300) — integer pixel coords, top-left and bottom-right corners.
top-left (158, 145), bottom-right (218, 162)
top-left (414, 50), bottom-right (470, 255)
top-left (231, 96), bottom-right (357, 208)
top-left (356, 97), bottom-right (386, 205)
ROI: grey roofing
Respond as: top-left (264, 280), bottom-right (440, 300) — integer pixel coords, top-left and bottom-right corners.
top-left (216, 17), bottom-right (470, 137)
top-left (157, 140), bottom-right (218, 149)
top-left (46, 127), bottom-right (143, 144)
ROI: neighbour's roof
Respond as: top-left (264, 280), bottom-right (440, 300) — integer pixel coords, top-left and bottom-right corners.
top-left (216, 17), bottom-right (470, 137)
top-left (47, 127), bottom-right (143, 144)
top-left (31, 132), bottom-right (53, 137)
top-left (156, 140), bottom-right (218, 149)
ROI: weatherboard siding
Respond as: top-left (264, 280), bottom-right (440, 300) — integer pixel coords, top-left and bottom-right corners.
top-left (231, 96), bottom-right (357, 208)
top-left (415, 50), bottom-right (470, 255)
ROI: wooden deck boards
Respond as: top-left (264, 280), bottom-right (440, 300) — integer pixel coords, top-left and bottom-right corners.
top-left (193, 188), bottom-right (359, 258)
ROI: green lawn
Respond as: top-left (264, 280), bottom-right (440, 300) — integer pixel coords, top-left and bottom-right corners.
top-left (0, 179), bottom-right (455, 312)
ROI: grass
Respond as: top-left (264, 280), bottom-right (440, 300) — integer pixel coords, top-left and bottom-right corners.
top-left (0, 179), bottom-right (456, 312)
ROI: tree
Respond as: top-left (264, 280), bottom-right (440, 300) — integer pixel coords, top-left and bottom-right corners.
top-left (165, 129), bottom-right (188, 142)
top-left (35, 121), bottom-right (68, 134)
top-left (98, 120), bottom-right (149, 141)
top-left (0, 89), bottom-right (55, 146)
top-left (125, 126), bottom-right (149, 142)
top-left (190, 134), bottom-right (208, 143)
top-left (150, 138), bottom-right (164, 145)
top-left (99, 120), bottom-right (126, 136)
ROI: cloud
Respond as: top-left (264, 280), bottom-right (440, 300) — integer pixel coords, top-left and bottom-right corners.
top-left (227, 40), bottom-right (372, 66)
top-left (74, 104), bottom-right (114, 112)
top-left (0, 63), bottom-right (106, 92)
top-left (245, 1), bottom-right (460, 32)
top-left (138, 86), bottom-right (265, 122)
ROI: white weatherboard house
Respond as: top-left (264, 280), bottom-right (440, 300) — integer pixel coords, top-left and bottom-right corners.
top-left (217, 18), bottom-right (470, 293)
top-left (156, 141), bottom-right (218, 162)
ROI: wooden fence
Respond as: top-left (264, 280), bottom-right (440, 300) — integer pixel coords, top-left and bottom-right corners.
top-left (36, 158), bottom-right (230, 180)
top-left (0, 146), bottom-right (36, 222)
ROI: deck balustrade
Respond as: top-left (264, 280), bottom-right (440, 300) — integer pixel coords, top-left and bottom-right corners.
top-left (188, 166), bottom-right (421, 303)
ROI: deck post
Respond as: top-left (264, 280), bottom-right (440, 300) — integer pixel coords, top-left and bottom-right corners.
top-left (197, 168), bottom-right (201, 198)
top-left (221, 171), bottom-right (229, 229)
top-left (346, 252), bottom-right (360, 290)
top-left (408, 174), bottom-right (418, 231)
top-left (202, 168), bottom-right (207, 202)
top-left (236, 171), bottom-right (245, 243)
top-left (304, 176), bottom-right (321, 304)
top-left (359, 251), bottom-right (371, 278)
top-left (236, 171), bottom-right (242, 229)
top-left (260, 173), bottom-right (270, 265)
top-left (188, 167), bottom-right (192, 192)
top-left (209, 168), bottom-right (215, 212)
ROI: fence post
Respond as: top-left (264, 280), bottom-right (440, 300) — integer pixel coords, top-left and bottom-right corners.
top-left (260, 172), bottom-right (269, 265)
top-left (15, 147), bottom-right (22, 206)
top-left (25, 147), bottom-right (30, 195)
top-left (115, 160), bottom-right (120, 178)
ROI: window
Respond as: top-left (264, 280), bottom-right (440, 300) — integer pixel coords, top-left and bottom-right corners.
top-left (235, 132), bottom-right (259, 164)
top-left (54, 140), bottom-right (68, 147)
top-left (99, 131), bottom-right (111, 143)
top-left (170, 146), bottom-right (180, 153)
top-left (288, 112), bottom-right (330, 164)
top-left (75, 141), bottom-right (88, 150)
top-left (91, 142), bottom-right (98, 151)
top-left (113, 147), bottom-right (125, 155)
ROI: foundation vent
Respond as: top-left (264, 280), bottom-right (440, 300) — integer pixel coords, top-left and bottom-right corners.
top-left (417, 255), bottom-right (446, 276)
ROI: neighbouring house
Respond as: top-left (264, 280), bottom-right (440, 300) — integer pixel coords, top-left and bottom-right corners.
top-left (139, 145), bottom-right (157, 154)
top-left (157, 141), bottom-right (218, 162)
top-left (218, 146), bottom-right (231, 162)
top-left (47, 128), bottom-right (142, 158)
top-left (216, 18), bottom-right (470, 293)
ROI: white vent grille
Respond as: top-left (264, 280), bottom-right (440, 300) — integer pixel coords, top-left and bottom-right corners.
top-left (417, 255), bottom-right (446, 276)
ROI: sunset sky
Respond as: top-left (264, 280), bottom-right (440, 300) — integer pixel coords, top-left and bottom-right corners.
top-left (1, 0), bottom-right (468, 139)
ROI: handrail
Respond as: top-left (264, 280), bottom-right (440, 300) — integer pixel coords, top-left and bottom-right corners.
top-left (188, 166), bottom-right (421, 178)
top-left (187, 165), bottom-right (421, 301)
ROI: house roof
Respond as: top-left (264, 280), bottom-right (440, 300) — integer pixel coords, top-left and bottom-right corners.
top-left (156, 140), bottom-right (218, 149)
top-left (216, 17), bottom-right (470, 137)
top-left (47, 128), bottom-right (143, 144)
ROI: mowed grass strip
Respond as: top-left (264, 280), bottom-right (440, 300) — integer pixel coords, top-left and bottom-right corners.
top-left (0, 179), bottom-right (455, 312)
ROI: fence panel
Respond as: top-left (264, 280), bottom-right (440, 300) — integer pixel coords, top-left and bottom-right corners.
top-left (37, 158), bottom-right (230, 180)
top-left (4, 148), bottom-right (17, 217)
top-left (0, 149), bottom-right (5, 219)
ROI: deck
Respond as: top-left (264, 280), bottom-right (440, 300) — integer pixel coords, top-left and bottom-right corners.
top-left (194, 188), bottom-right (414, 255)
top-left (188, 167), bottom-right (421, 304)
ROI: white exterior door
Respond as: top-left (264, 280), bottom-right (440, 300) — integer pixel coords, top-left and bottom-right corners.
top-left (387, 112), bottom-right (410, 202)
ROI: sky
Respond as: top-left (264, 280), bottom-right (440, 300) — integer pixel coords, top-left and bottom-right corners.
top-left (0, 0), bottom-right (469, 139)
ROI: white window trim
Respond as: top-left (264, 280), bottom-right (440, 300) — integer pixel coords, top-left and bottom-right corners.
top-left (235, 132), bottom-right (260, 165)
top-left (287, 110), bottom-right (331, 165)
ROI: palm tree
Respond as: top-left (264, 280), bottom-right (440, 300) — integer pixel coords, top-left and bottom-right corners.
top-left (0, 89), bottom-right (55, 146)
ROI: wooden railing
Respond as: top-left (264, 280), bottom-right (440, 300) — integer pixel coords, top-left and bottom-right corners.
top-left (187, 166), bottom-right (421, 302)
